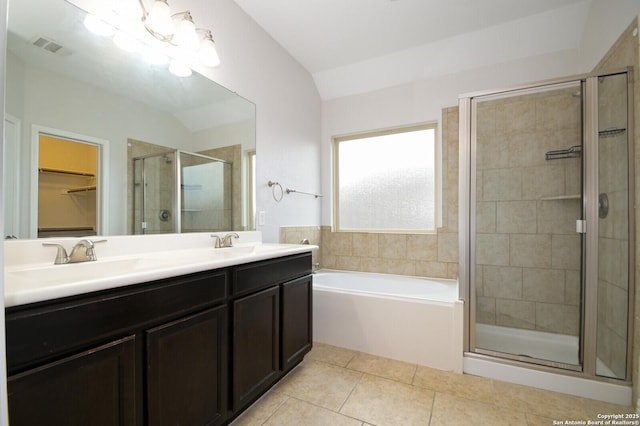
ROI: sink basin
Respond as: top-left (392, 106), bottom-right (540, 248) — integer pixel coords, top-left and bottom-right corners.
top-left (6, 257), bottom-right (167, 287)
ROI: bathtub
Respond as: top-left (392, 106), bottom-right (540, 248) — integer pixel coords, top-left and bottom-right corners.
top-left (313, 269), bottom-right (464, 372)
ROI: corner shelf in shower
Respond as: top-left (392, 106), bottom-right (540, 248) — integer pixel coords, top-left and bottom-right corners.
top-left (539, 194), bottom-right (581, 201)
top-left (599, 127), bottom-right (626, 137)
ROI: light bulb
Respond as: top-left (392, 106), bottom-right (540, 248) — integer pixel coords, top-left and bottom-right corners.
top-left (145, 0), bottom-right (174, 37)
top-left (174, 13), bottom-right (199, 51)
top-left (199, 32), bottom-right (220, 67)
top-left (83, 14), bottom-right (116, 37)
top-left (113, 31), bottom-right (142, 53)
top-left (169, 59), bottom-right (192, 77)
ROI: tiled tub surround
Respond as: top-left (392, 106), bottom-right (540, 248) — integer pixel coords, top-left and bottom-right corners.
top-left (231, 343), bottom-right (633, 425)
top-left (303, 106), bottom-right (460, 279)
top-left (474, 86), bottom-right (583, 338)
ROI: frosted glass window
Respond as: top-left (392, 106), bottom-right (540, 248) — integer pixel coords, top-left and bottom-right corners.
top-left (335, 124), bottom-right (436, 232)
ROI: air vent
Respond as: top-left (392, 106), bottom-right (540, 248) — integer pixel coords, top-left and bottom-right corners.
top-left (30, 36), bottom-right (71, 56)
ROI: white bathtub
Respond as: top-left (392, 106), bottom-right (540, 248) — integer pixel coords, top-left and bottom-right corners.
top-left (313, 269), bottom-right (464, 372)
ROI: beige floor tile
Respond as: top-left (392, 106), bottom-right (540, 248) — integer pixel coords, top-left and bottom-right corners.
top-left (346, 352), bottom-right (417, 384)
top-left (525, 413), bottom-right (560, 426)
top-left (493, 380), bottom-right (588, 419)
top-left (413, 366), bottom-right (494, 404)
top-left (307, 342), bottom-right (358, 367)
top-left (264, 398), bottom-right (363, 426)
top-left (430, 392), bottom-right (527, 425)
top-left (581, 397), bottom-right (634, 419)
top-left (230, 391), bottom-right (289, 426)
top-left (273, 360), bottom-right (363, 411)
top-left (340, 374), bottom-right (434, 426)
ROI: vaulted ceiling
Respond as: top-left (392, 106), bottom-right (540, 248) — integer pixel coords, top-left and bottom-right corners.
top-left (233, 0), bottom-right (593, 99)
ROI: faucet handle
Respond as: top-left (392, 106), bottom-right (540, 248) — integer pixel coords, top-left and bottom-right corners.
top-left (210, 234), bottom-right (222, 248)
top-left (42, 243), bottom-right (69, 264)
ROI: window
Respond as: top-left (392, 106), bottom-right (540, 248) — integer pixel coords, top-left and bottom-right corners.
top-left (333, 123), bottom-right (437, 233)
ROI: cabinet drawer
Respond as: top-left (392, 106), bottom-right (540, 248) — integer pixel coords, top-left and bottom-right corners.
top-left (6, 270), bottom-right (228, 374)
top-left (232, 253), bottom-right (311, 297)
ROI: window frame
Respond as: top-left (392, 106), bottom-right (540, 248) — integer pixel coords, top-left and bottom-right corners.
top-left (332, 122), bottom-right (439, 234)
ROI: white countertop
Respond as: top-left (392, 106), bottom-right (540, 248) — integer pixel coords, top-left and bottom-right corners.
top-left (5, 232), bottom-right (316, 307)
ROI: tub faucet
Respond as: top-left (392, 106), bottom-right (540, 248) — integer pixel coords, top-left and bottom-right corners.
top-left (43, 238), bottom-right (106, 264)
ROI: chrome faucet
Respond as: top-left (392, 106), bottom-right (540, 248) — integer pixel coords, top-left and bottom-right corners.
top-left (211, 233), bottom-right (240, 248)
top-left (43, 239), bottom-right (106, 264)
top-left (221, 232), bottom-right (239, 247)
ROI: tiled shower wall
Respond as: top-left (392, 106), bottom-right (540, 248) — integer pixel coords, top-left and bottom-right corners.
top-left (474, 87), bottom-right (583, 336)
top-left (281, 106), bottom-right (460, 280)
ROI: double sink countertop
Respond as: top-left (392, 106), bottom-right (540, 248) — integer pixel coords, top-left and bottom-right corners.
top-left (4, 232), bottom-right (316, 307)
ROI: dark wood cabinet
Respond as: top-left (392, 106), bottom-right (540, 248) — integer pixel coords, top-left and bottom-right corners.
top-left (7, 336), bottom-right (136, 426)
top-left (146, 306), bottom-right (228, 426)
top-left (232, 285), bottom-right (280, 411)
top-left (6, 252), bottom-right (313, 426)
top-left (281, 274), bottom-right (313, 373)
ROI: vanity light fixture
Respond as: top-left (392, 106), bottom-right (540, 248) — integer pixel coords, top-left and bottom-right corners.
top-left (137, 0), bottom-right (220, 68)
top-left (83, 0), bottom-right (220, 77)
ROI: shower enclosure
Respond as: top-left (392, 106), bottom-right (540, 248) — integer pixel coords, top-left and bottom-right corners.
top-left (132, 150), bottom-right (232, 234)
top-left (459, 70), bottom-right (634, 382)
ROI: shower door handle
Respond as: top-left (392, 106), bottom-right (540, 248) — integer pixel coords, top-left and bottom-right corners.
top-left (576, 220), bottom-right (586, 234)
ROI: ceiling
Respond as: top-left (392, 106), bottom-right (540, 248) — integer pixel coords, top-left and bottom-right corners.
top-left (233, 0), bottom-right (592, 99)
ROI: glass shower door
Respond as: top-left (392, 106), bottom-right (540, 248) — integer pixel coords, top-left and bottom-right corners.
top-left (472, 81), bottom-right (584, 368)
top-left (595, 72), bottom-right (631, 379)
top-left (179, 152), bottom-right (232, 233)
top-left (132, 152), bottom-right (177, 234)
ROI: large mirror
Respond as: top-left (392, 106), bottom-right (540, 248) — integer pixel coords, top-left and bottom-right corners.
top-left (5, 0), bottom-right (256, 239)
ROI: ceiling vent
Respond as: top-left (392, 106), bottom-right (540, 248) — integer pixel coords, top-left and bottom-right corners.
top-left (30, 36), bottom-right (72, 56)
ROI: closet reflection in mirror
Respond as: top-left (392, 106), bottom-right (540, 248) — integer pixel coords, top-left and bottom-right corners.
top-left (38, 135), bottom-right (97, 238)
top-left (5, 0), bottom-right (256, 238)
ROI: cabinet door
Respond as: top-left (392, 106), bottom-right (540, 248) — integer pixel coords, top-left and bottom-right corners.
top-left (281, 275), bottom-right (313, 372)
top-left (146, 305), bottom-right (228, 426)
top-left (232, 285), bottom-right (280, 411)
top-left (8, 336), bottom-right (135, 426)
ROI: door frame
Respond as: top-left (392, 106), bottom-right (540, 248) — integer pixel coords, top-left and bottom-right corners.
top-left (30, 125), bottom-right (110, 238)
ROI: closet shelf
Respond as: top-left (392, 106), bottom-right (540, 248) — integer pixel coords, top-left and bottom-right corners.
top-left (67, 185), bottom-right (97, 194)
top-left (539, 194), bottom-right (581, 201)
top-left (39, 167), bottom-right (95, 177)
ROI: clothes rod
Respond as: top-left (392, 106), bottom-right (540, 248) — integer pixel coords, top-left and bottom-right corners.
top-left (285, 188), bottom-right (323, 198)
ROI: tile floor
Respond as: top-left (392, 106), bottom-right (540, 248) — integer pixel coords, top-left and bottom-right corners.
top-left (231, 343), bottom-right (634, 425)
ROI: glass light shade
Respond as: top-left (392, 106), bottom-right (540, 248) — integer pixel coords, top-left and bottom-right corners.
top-left (142, 47), bottom-right (169, 65)
top-left (83, 14), bottom-right (116, 37)
top-left (113, 31), bottom-right (142, 52)
top-left (145, 0), bottom-right (174, 37)
top-left (173, 14), bottom-right (199, 51)
top-left (168, 59), bottom-right (192, 77)
top-left (199, 35), bottom-right (220, 67)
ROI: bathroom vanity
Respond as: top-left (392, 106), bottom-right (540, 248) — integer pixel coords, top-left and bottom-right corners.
top-left (4, 234), bottom-right (313, 425)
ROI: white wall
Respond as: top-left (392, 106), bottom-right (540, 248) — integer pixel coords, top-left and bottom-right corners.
top-left (179, 0), bottom-right (322, 242)
top-left (0, 0), bottom-right (9, 422)
top-left (320, 1), bottom-right (640, 226)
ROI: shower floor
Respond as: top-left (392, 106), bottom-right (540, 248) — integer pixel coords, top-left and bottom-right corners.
top-left (476, 324), bottom-right (579, 365)
top-left (475, 324), bottom-right (617, 377)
